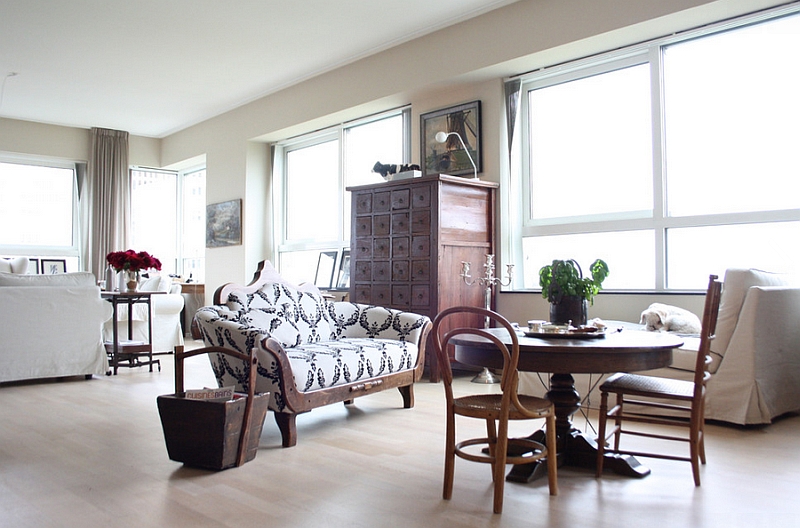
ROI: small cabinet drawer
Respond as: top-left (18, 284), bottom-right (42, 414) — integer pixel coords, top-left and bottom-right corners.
top-left (353, 284), bottom-right (372, 304)
top-left (354, 261), bottom-right (371, 282)
top-left (391, 212), bottom-right (409, 234)
top-left (355, 239), bottom-right (372, 259)
top-left (373, 238), bottom-right (390, 258)
top-left (391, 236), bottom-right (409, 258)
top-left (391, 284), bottom-right (410, 307)
top-left (411, 210), bottom-right (431, 234)
top-left (411, 235), bottom-right (430, 257)
top-left (373, 261), bottom-right (390, 282)
top-left (411, 284), bottom-right (430, 306)
top-left (373, 284), bottom-right (391, 304)
top-left (355, 193), bottom-right (372, 214)
top-left (411, 260), bottom-right (430, 281)
top-left (412, 185), bottom-right (431, 208)
top-left (391, 189), bottom-right (410, 210)
top-left (354, 217), bottom-right (372, 237)
top-left (373, 214), bottom-right (391, 236)
top-left (392, 261), bottom-right (409, 281)
top-left (374, 192), bottom-right (391, 212)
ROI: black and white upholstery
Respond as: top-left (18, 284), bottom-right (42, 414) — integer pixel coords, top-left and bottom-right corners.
top-left (192, 264), bottom-right (430, 446)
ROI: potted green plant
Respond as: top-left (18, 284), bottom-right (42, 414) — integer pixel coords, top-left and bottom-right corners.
top-left (539, 258), bottom-right (609, 325)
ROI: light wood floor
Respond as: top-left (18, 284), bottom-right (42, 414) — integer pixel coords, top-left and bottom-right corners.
top-left (2, 341), bottom-right (799, 527)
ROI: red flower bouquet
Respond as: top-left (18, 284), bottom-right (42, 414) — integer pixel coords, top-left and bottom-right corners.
top-left (106, 250), bottom-right (162, 272)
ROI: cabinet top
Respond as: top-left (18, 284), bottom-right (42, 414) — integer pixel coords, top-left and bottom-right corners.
top-left (346, 173), bottom-right (499, 192)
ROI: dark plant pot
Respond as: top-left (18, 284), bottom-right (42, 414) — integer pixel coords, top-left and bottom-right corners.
top-left (549, 296), bottom-right (588, 326)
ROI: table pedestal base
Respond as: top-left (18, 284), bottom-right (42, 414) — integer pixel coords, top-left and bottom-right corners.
top-left (507, 372), bottom-right (650, 483)
top-left (506, 428), bottom-right (649, 483)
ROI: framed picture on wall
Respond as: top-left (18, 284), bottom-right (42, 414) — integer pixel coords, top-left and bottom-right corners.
top-left (206, 199), bottom-right (242, 248)
top-left (41, 259), bottom-right (66, 274)
top-left (28, 258), bottom-right (39, 274)
top-left (420, 100), bottom-right (482, 177)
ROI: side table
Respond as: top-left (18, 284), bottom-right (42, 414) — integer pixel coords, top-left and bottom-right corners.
top-left (102, 291), bottom-right (163, 375)
top-left (178, 282), bottom-right (205, 337)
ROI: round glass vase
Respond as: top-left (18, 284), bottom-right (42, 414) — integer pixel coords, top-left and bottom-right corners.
top-left (125, 270), bottom-right (139, 292)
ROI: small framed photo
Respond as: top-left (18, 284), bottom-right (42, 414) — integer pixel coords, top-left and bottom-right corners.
top-left (28, 258), bottom-right (39, 274)
top-left (314, 251), bottom-right (338, 289)
top-left (420, 100), bottom-right (482, 177)
top-left (336, 250), bottom-right (351, 289)
top-left (41, 259), bottom-right (66, 274)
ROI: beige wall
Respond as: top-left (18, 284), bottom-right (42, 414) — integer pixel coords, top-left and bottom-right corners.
top-left (0, 117), bottom-right (160, 167)
top-left (1, 0), bottom-right (784, 308)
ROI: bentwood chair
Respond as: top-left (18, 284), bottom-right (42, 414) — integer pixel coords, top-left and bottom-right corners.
top-left (432, 306), bottom-right (557, 514)
top-left (596, 274), bottom-right (723, 486)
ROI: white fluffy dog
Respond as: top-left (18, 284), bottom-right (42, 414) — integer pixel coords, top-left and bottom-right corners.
top-left (640, 303), bottom-right (702, 334)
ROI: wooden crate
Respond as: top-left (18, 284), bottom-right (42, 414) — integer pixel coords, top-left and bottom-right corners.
top-left (157, 392), bottom-right (268, 470)
top-left (157, 345), bottom-right (268, 470)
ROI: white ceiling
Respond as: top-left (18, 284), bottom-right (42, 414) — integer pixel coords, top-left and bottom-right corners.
top-left (0, 0), bottom-right (521, 138)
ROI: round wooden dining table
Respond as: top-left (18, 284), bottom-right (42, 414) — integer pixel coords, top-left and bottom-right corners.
top-left (450, 326), bottom-right (684, 482)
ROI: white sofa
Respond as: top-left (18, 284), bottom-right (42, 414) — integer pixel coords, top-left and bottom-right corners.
top-left (519, 268), bottom-right (800, 426)
top-left (102, 273), bottom-right (185, 353)
top-left (0, 271), bottom-right (113, 383)
top-left (647, 268), bottom-right (800, 425)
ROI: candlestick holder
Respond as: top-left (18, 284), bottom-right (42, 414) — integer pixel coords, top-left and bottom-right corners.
top-left (460, 254), bottom-right (514, 383)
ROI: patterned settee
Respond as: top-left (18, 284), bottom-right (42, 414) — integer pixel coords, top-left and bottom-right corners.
top-left (192, 261), bottom-right (431, 447)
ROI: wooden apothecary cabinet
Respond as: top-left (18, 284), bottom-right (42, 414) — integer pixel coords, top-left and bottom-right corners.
top-left (347, 174), bottom-right (498, 382)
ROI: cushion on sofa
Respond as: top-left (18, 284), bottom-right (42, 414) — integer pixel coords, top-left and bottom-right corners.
top-left (226, 282), bottom-right (332, 345)
top-left (0, 271), bottom-right (96, 288)
top-left (0, 257), bottom-right (31, 274)
top-left (714, 268), bottom-right (790, 360)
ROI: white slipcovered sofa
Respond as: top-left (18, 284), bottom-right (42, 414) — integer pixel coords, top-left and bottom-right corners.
top-left (192, 261), bottom-right (431, 447)
top-left (102, 273), bottom-right (184, 353)
top-left (646, 268), bottom-right (800, 425)
top-left (0, 271), bottom-right (113, 383)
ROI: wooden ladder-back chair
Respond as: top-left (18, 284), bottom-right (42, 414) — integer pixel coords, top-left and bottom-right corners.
top-left (596, 274), bottom-right (723, 486)
top-left (432, 306), bottom-right (557, 514)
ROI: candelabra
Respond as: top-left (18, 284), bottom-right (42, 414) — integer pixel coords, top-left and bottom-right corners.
top-left (460, 254), bottom-right (514, 383)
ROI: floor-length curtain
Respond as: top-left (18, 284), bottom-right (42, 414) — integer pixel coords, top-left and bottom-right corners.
top-left (83, 127), bottom-right (129, 279)
top-left (499, 79), bottom-right (523, 286)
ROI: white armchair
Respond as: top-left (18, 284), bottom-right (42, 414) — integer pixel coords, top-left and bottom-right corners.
top-left (102, 274), bottom-right (185, 353)
top-left (645, 268), bottom-right (800, 425)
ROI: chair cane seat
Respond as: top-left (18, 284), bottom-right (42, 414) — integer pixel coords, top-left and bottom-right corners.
top-left (454, 394), bottom-right (554, 420)
top-left (601, 372), bottom-right (695, 400)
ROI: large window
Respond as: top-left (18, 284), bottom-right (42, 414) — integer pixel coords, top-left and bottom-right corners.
top-left (274, 108), bottom-right (410, 285)
top-left (518, 7), bottom-right (800, 290)
top-left (131, 167), bottom-right (206, 281)
top-left (0, 158), bottom-right (80, 270)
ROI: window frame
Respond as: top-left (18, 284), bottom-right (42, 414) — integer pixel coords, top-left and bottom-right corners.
top-left (272, 107), bottom-right (411, 278)
top-left (130, 165), bottom-right (206, 280)
top-left (0, 154), bottom-right (80, 263)
top-left (512, 5), bottom-right (800, 292)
